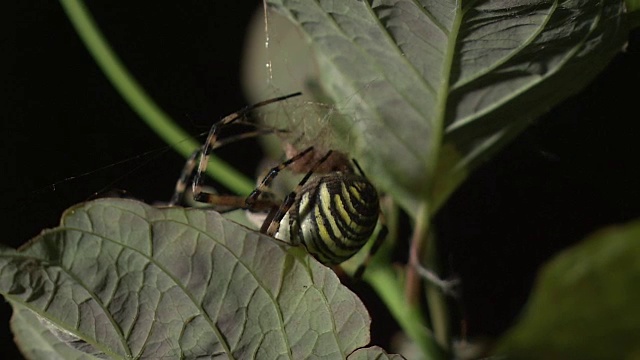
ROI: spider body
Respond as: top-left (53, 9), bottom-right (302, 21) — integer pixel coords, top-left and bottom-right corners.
top-left (272, 171), bottom-right (380, 265)
top-left (171, 92), bottom-right (386, 277)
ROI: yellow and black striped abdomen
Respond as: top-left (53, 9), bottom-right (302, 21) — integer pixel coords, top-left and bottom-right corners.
top-left (281, 172), bottom-right (380, 265)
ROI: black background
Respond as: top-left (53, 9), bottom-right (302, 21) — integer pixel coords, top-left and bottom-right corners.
top-left (2, 1), bottom-right (640, 358)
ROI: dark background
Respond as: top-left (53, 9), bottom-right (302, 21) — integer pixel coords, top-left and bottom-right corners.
top-left (2, 1), bottom-right (640, 358)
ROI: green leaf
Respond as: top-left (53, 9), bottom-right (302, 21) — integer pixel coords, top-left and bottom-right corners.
top-left (248, 0), bottom-right (628, 215)
top-left (496, 219), bottom-right (640, 359)
top-left (1, 199), bottom-right (399, 359)
top-left (628, 0), bottom-right (640, 15)
top-left (628, 0), bottom-right (640, 28)
top-left (347, 346), bottom-right (406, 360)
top-left (11, 304), bottom-right (102, 360)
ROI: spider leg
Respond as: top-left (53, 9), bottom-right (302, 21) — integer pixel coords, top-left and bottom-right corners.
top-left (192, 92), bottom-right (301, 203)
top-left (245, 146), bottom-right (315, 207)
top-left (169, 132), bottom-right (273, 206)
top-left (169, 92), bottom-right (300, 206)
top-left (351, 158), bottom-right (368, 178)
top-left (169, 149), bottom-right (200, 206)
top-left (264, 150), bottom-right (334, 236)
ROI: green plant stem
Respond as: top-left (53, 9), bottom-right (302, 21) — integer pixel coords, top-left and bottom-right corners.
top-left (366, 266), bottom-right (445, 359)
top-left (406, 202), bottom-right (450, 349)
top-left (364, 198), bottom-right (445, 358)
top-left (424, 235), bottom-right (450, 349)
top-left (59, 0), bottom-right (254, 195)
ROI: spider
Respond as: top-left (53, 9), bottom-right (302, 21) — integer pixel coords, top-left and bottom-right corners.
top-left (169, 92), bottom-right (387, 278)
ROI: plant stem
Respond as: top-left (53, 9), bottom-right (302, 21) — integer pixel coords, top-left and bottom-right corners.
top-left (406, 202), bottom-right (451, 349)
top-left (59, 0), bottom-right (254, 195)
top-left (405, 204), bottom-right (426, 306)
top-left (424, 239), bottom-right (450, 349)
top-left (366, 266), bottom-right (445, 359)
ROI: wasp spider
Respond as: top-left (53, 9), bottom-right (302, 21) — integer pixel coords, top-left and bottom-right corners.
top-left (170, 93), bottom-right (387, 278)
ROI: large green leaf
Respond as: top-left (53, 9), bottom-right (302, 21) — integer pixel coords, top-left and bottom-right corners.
top-left (247, 0), bottom-right (628, 214)
top-left (496, 219), bottom-right (640, 359)
top-left (11, 304), bottom-right (102, 360)
top-left (1, 199), bottom-right (401, 359)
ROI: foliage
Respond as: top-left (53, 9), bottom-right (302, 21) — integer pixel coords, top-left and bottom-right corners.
top-left (497, 220), bottom-right (640, 359)
top-left (2, 199), bottom-right (400, 359)
top-left (2, 0), bottom-right (638, 359)
top-left (250, 0), bottom-right (629, 215)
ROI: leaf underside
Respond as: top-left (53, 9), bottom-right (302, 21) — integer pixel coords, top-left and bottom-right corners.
top-left (258, 0), bottom-right (627, 214)
top-left (1, 199), bottom-right (400, 359)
